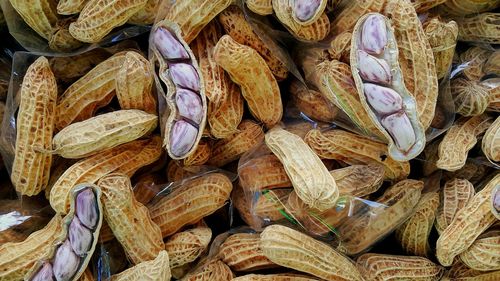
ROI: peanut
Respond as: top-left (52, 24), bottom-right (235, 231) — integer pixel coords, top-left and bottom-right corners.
top-left (115, 51), bottom-right (157, 115)
top-left (457, 13), bottom-right (500, 44)
top-left (238, 154), bottom-right (292, 192)
top-left (305, 129), bottom-right (410, 181)
top-left (152, 22), bottom-right (207, 159)
top-left (214, 35), bottom-right (282, 128)
top-left (208, 120), bottom-right (264, 167)
top-left (182, 138), bottom-right (211, 167)
top-left (435, 178), bottom-right (475, 234)
top-left (166, 161), bottom-right (197, 182)
top-left (208, 82), bottom-right (244, 139)
top-left (265, 127), bottom-right (338, 211)
top-left (351, 13), bottom-right (426, 161)
top-left (440, 0), bottom-right (500, 15)
top-left (260, 225), bottom-right (364, 281)
top-left (337, 179), bottom-right (423, 255)
top-left (436, 173), bottom-right (500, 266)
top-left (423, 17), bottom-right (458, 80)
top-left (492, 185), bottom-right (500, 219)
top-left (218, 5), bottom-right (288, 81)
top-left (482, 116), bottom-right (500, 163)
top-left (11, 57), bottom-right (57, 196)
top-left (98, 174), bottom-right (164, 264)
top-left (165, 227), bottom-right (212, 269)
top-left (162, 0), bottom-right (232, 43)
top-left (451, 78), bottom-right (491, 116)
top-left (459, 46), bottom-right (492, 81)
top-left (109, 250), bottom-right (171, 281)
top-left (331, 164), bottom-right (384, 197)
top-left (9, 0), bottom-right (59, 40)
top-left (292, 0), bottom-right (327, 25)
top-left (48, 17), bottom-right (84, 52)
top-left (128, 0), bottom-right (160, 25)
top-left (253, 189), bottom-right (292, 223)
top-left (395, 192), bottom-right (440, 257)
top-left (69, 0), bottom-right (147, 43)
top-left (459, 227), bottom-right (500, 271)
top-left (330, 0), bottom-right (385, 34)
top-left (289, 79), bottom-right (338, 123)
top-left (149, 173), bottom-right (233, 237)
top-left (328, 31), bottom-right (352, 63)
top-left (484, 51), bottom-right (500, 76)
top-left (219, 233), bottom-right (278, 272)
top-left (53, 109), bottom-right (157, 159)
top-left (356, 253), bottom-right (444, 281)
top-left (443, 259), bottom-right (500, 280)
top-left (436, 115), bottom-right (493, 171)
top-left (50, 137), bottom-right (162, 214)
top-left (55, 52), bottom-right (127, 131)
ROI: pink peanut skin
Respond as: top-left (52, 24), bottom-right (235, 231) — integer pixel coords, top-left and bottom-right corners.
top-left (361, 14), bottom-right (387, 55)
top-left (381, 112), bottom-right (416, 152)
top-left (53, 240), bottom-right (80, 281)
top-left (154, 27), bottom-right (189, 60)
top-left (169, 63), bottom-right (200, 92)
top-left (32, 262), bottom-right (54, 281)
top-left (357, 50), bottom-right (392, 84)
top-left (68, 216), bottom-right (93, 256)
top-left (363, 83), bottom-right (403, 115)
top-left (170, 120), bottom-right (198, 157)
top-left (76, 189), bottom-right (98, 229)
top-left (175, 88), bottom-right (203, 124)
top-left (294, 0), bottom-right (322, 21)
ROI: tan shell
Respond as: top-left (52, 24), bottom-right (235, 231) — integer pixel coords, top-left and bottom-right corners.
top-left (219, 233), bottom-right (278, 272)
top-left (451, 78), bottom-right (490, 116)
top-left (435, 178), bottom-right (475, 234)
top-left (109, 250), bottom-right (171, 281)
top-left (457, 13), bottom-right (500, 44)
top-left (165, 227), bottom-right (212, 268)
top-left (459, 227), bottom-right (500, 271)
top-left (423, 17), bottom-right (458, 80)
top-left (482, 116), bottom-right (500, 163)
top-left (351, 13), bottom-right (426, 161)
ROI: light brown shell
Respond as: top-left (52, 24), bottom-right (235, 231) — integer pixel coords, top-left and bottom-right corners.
top-left (423, 17), bottom-right (458, 80)
top-left (289, 79), bottom-right (338, 123)
top-left (208, 81), bottom-right (244, 139)
top-left (10, 0), bottom-right (59, 40)
top-left (165, 227), bottom-right (212, 268)
top-left (451, 78), bottom-right (490, 116)
top-left (219, 233), bottom-right (278, 272)
top-left (482, 116), bottom-right (500, 163)
top-left (459, 227), bottom-right (500, 271)
top-left (457, 13), bottom-right (500, 44)
top-left (435, 178), bottom-right (475, 234)
top-left (109, 250), bottom-right (171, 281)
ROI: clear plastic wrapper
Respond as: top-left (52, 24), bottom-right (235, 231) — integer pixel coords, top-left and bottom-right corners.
top-left (0, 0), bottom-right (150, 54)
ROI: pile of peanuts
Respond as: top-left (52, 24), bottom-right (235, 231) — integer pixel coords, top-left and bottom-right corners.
top-left (0, 0), bottom-right (499, 280)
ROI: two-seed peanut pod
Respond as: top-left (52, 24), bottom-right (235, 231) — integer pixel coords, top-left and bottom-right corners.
top-left (11, 57), bottom-right (57, 196)
top-left (436, 173), bottom-right (500, 266)
top-left (350, 13), bottom-right (426, 161)
top-left (260, 225), bottom-right (364, 281)
top-left (26, 184), bottom-right (103, 281)
top-left (69, 0), bottom-right (148, 43)
top-left (213, 35), bottom-right (282, 128)
top-left (149, 172), bottom-right (233, 237)
top-left (356, 253), bottom-right (444, 281)
top-left (50, 137), bottom-right (162, 214)
top-left (97, 174), bottom-right (164, 264)
top-left (151, 21), bottom-right (207, 160)
top-left (265, 127), bottom-right (339, 212)
top-left (52, 110), bottom-right (157, 159)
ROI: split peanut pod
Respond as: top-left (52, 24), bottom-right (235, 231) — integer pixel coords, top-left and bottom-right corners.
top-left (149, 172), bottom-right (233, 237)
top-left (97, 174), bottom-right (164, 265)
top-left (213, 35), bottom-right (283, 128)
top-left (436, 173), bottom-right (500, 266)
top-left (356, 253), bottom-right (444, 281)
top-left (151, 21), bottom-right (207, 160)
top-left (26, 184), bottom-right (103, 281)
top-left (351, 13), bottom-right (425, 161)
top-left (265, 127), bottom-right (339, 212)
top-left (435, 178), bottom-right (475, 234)
top-left (69, 0), bottom-right (148, 43)
top-left (11, 57), bottom-right (57, 196)
top-left (165, 227), bottom-right (212, 269)
top-left (109, 250), bottom-right (171, 281)
top-left (50, 137), bottom-right (162, 214)
top-left (260, 225), bottom-right (364, 281)
top-left (219, 233), bottom-right (278, 272)
top-left (52, 109), bottom-right (157, 159)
